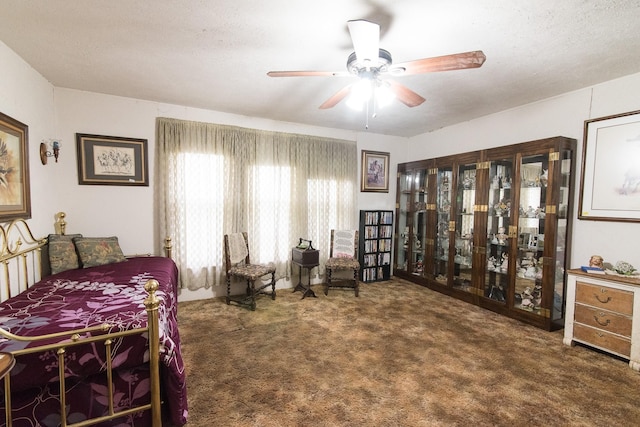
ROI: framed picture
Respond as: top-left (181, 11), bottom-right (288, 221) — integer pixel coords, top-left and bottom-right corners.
top-left (361, 150), bottom-right (390, 192)
top-left (76, 133), bottom-right (149, 186)
top-left (0, 112), bottom-right (30, 220)
top-left (579, 110), bottom-right (640, 222)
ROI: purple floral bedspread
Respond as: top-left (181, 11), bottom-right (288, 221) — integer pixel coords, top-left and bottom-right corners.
top-left (0, 256), bottom-right (188, 426)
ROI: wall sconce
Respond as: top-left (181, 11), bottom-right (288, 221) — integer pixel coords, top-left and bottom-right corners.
top-left (40, 139), bottom-right (61, 165)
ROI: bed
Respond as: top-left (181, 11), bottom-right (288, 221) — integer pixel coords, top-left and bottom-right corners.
top-left (0, 214), bottom-right (188, 426)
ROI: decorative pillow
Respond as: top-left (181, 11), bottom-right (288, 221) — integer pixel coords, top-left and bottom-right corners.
top-left (73, 236), bottom-right (127, 268)
top-left (48, 233), bottom-right (83, 275)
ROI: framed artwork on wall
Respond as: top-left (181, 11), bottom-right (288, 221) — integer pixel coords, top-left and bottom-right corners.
top-left (361, 150), bottom-right (390, 193)
top-left (76, 133), bottom-right (149, 186)
top-left (0, 112), bottom-right (31, 220)
top-left (579, 109), bottom-right (640, 222)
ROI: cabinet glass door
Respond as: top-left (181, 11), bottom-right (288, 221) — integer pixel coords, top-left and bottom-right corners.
top-left (484, 160), bottom-right (514, 303)
top-left (412, 169), bottom-right (428, 276)
top-left (395, 170), bottom-right (412, 272)
top-left (514, 154), bottom-right (547, 315)
top-left (552, 151), bottom-right (573, 321)
top-left (454, 163), bottom-right (476, 292)
top-left (433, 167), bottom-right (453, 284)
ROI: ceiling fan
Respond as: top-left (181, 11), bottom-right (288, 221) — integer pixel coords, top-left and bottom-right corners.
top-left (267, 20), bottom-right (486, 110)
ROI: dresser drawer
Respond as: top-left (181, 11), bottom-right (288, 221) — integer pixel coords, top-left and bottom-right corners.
top-left (574, 303), bottom-right (632, 337)
top-left (573, 323), bottom-right (631, 357)
top-left (575, 281), bottom-right (633, 315)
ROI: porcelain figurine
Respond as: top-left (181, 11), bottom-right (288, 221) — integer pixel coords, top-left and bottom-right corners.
top-left (497, 227), bottom-right (507, 245)
top-left (539, 169), bottom-right (548, 187)
top-left (589, 255), bottom-right (604, 269)
top-left (501, 253), bottom-right (509, 272)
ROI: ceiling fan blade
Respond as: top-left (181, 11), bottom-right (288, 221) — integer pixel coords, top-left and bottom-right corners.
top-left (267, 70), bottom-right (349, 77)
top-left (387, 80), bottom-right (426, 107)
top-left (319, 85), bottom-right (352, 109)
top-left (347, 20), bottom-right (380, 63)
top-left (392, 50), bottom-right (486, 75)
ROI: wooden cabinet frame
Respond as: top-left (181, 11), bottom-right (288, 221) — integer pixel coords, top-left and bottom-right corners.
top-left (393, 137), bottom-right (576, 330)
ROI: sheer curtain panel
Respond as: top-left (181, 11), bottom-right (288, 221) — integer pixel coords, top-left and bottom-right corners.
top-left (156, 117), bottom-right (357, 291)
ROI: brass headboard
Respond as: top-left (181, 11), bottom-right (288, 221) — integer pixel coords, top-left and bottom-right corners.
top-left (0, 212), bottom-right (69, 302)
top-left (0, 218), bottom-right (47, 302)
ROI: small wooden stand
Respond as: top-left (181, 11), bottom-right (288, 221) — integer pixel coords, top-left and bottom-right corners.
top-left (292, 260), bottom-right (318, 299)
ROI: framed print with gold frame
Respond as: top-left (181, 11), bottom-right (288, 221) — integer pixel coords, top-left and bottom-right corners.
top-left (361, 150), bottom-right (390, 193)
top-left (579, 110), bottom-right (640, 222)
top-left (0, 112), bottom-right (30, 220)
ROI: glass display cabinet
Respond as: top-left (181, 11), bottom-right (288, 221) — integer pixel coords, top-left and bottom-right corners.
top-left (412, 168), bottom-right (428, 276)
top-left (393, 161), bottom-right (432, 279)
top-left (393, 136), bottom-right (576, 330)
top-left (453, 161), bottom-right (477, 294)
top-left (483, 158), bottom-right (514, 306)
top-left (395, 168), bottom-right (412, 274)
top-left (432, 165), bottom-right (452, 285)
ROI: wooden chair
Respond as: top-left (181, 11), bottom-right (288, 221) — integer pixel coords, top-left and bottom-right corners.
top-left (224, 232), bottom-right (276, 310)
top-left (324, 229), bottom-right (360, 296)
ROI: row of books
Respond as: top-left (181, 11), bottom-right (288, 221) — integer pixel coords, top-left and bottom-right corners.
top-left (363, 239), bottom-right (393, 253)
top-left (363, 252), bottom-right (391, 267)
top-left (361, 266), bottom-right (389, 281)
top-left (362, 211), bottom-right (394, 225)
top-left (364, 225), bottom-right (393, 239)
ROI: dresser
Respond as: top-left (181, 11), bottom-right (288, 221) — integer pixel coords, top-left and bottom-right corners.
top-left (564, 269), bottom-right (640, 370)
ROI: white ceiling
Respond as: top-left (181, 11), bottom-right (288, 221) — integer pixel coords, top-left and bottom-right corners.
top-left (1, 1), bottom-right (639, 137)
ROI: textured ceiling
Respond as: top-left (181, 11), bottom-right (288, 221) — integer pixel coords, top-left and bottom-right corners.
top-left (1, 1), bottom-right (639, 137)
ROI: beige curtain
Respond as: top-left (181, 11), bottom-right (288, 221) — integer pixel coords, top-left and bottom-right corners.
top-left (155, 117), bottom-right (357, 290)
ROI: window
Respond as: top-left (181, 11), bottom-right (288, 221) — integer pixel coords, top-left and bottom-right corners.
top-left (156, 118), bottom-right (357, 290)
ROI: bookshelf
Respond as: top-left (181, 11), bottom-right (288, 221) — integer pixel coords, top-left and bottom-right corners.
top-left (359, 210), bottom-right (394, 282)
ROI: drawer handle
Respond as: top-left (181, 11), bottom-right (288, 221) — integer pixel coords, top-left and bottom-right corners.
top-left (593, 316), bottom-right (610, 327)
top-left (594, 294), bottom-right (611, 304)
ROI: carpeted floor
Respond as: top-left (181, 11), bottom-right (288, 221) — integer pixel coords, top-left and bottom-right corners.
top-left (177, 278), bottom-right (640, 426)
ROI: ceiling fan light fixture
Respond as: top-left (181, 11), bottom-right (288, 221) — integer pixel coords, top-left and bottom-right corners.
top-left (268, 19), bottom-right (486, 120)
top-left (375, 80), bottom-right (395, 108)
top-left (346, 79), bottom-right (373, 111)
top-left (347, 19), bottom-right (380, 63)
top-left (347, 49), bottom-right (392, 75)
top-left (347, 79), bottom-right (396, 111)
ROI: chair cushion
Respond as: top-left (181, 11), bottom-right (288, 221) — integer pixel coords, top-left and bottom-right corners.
top-left (326, 257), bottom-right (360, 270)
top-left (229, 262), bottom-right (276, 280)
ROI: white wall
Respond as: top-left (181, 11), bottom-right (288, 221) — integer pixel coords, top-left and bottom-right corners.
top-left (407, 72), bottom-right (640, 270)
top-left (1, 39), bottom-right (405, 301)
top-left (54, 90), bottom-right (405, 300)
top-left (7, 33), bottom-right (639, 301)
top-left (54, 91), bottom-right (405, 239)
top-left (356, 132), bottom-right (406, 215)
top-left (0, 41), bottom-right (61, 236)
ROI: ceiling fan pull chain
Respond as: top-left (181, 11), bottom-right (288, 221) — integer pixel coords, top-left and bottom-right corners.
top-left (365, 101), bottom-right (370, 129)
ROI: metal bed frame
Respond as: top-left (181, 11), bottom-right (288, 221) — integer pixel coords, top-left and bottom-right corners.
top-left (0, 213), bottom-right (170, 427)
